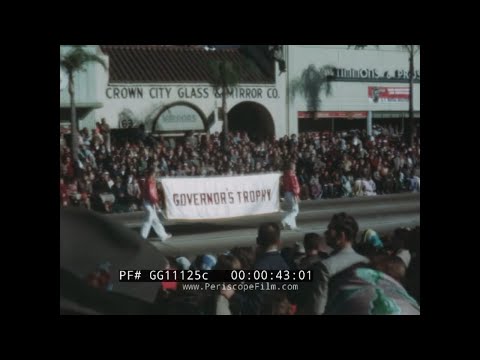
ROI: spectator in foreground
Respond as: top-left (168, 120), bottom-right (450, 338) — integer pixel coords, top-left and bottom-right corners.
top-left (305, 212), bottom-right (369, 315)
top-left (297, 232), bottom-right (332, 269)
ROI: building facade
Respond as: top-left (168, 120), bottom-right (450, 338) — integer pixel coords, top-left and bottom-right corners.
top-left (60, 45), bottom-right (420, 139)
top-left (285, 45), bottom-right (420, 134)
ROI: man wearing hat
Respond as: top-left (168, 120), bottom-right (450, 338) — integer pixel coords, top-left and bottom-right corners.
top-left (354, 229), bottom-right (384, 258)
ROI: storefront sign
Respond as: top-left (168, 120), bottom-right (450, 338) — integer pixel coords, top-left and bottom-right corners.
top-left (155, 105), bottom-right (205, 131)
top-left (368, 87), bottom-right (409, 103)
top-left (106, 86), bottom-right (280, 100)
top-left (334, 68), bottom-right (420, 83)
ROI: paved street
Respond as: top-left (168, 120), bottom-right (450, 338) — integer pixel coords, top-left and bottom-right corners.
top-left (106, 193), bottom-right (420, 257)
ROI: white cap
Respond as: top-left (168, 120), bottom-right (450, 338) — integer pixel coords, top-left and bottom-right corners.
top-left (396, 249), bottom-right (411, 268)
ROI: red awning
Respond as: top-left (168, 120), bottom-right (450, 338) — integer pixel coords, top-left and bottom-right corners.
top-left (298, 111), bottom-right (368, 119)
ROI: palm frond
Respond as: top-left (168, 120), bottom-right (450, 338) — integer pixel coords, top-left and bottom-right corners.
top-left (322, 79), bottom-right (333, 97)
top-left (397, 45), bottom-right (421, 58)
top-left (207, 59), bottom-right (223, 91)
top-left (290, 64), bottom-right (335, 111)
top-left (349, 45), bottom-right (379, 49)
top-left (319, 65), bottom-right (336, 78)
top-left (207, 59), bottom-right (241, 90)
top-left (223, 61), bottom-right (241, 87)
top-left (289, 78), bottom-right (303, 98)
top-left (60, 46), bottom-right (107, 74)
top-left (83, 53), bottom-right (107, 70)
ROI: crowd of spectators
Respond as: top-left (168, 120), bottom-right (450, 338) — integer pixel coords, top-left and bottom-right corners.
top-left (82, 218), bottom-right (419, 315)
top-left (154, 222), bottom-right (420, 315)
top-left (60, 124), bottom-right (420, 213)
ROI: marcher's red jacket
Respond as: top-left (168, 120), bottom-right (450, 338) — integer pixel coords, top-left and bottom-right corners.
top-left (283, 171), bottom-right (300, 196)
top-left (142, 177), bottom-right (159, 205)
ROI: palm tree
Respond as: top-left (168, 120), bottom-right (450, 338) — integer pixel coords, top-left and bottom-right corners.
top-left (290, 64), bottom-right (336, 121)
top-left (350, 45), bottom-right (420, 146)
top-left (60, 46), bottom-right (106, 170)
top-left (208, 59), bottom-right (241, 151)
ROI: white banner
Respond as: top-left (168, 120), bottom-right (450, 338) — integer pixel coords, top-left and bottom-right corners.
top-left (161, 173), bottom-right (281, 220)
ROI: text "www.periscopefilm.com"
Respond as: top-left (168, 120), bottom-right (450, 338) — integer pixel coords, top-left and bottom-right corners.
top-left (181, 282), bottom-right (299, 292)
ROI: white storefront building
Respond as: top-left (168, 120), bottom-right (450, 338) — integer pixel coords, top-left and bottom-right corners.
top-left (60, 45), bottom-right (286, 141)
top-left (285, 45), bottom-right (420, 134)
top-left (60, 45), bottom-right (419, 139)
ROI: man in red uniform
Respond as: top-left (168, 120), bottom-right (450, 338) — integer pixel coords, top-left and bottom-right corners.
top-left (140, 169), bottom-right (172, 241)
top-left (281, 162), bottom-right (301, 230)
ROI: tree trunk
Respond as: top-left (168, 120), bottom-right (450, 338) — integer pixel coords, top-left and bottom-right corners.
top-left (222, 85), bottom-right (228, 152)
top-left (68, 73), bottom-right (79, 172)
top-left (407, 47), bottom-right (416, 146)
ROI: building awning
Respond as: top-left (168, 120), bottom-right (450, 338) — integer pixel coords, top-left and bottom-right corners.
top-left (298, 111), bottom-right (368, 119)
top-left (299, 111), bottom-right (420, 119)
top-left (372, 111), bottom-right (420, 119)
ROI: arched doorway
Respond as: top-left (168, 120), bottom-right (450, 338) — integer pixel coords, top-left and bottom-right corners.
top-left (153, 101), bottom-right (207, 133)
top-left (228, 102), bottom-right (275, 142)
